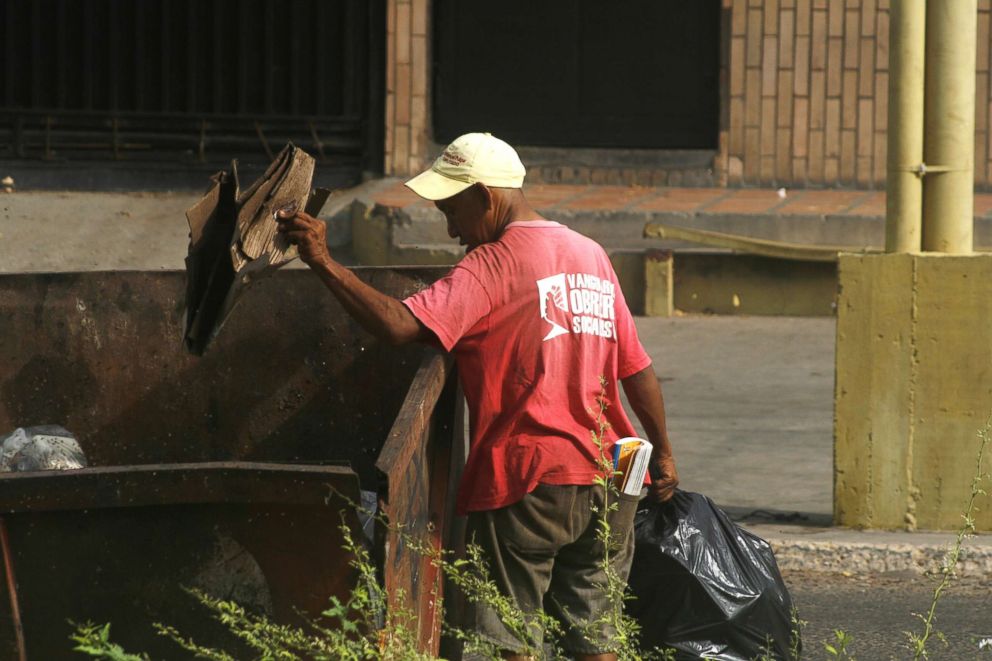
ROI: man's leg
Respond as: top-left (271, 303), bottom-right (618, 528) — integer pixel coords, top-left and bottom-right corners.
top-left (544, 486), bottom-right (640, 658)
top-left (464, 485), bottom-right (575, 656)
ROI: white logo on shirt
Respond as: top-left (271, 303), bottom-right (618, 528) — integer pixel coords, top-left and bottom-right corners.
top-left (536, 273), bottom-right (617, 342)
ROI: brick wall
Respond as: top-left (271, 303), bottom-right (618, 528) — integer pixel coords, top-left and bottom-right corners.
top-left (386, 0), bottom-right (992, 189)
top-left (384, 0), bottom-right (430, 177)
top-left (723, 0), bottom-right (992, 189)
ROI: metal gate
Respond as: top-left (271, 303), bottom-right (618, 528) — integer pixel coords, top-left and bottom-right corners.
top-left (0, 0), bottom-right (384, 185)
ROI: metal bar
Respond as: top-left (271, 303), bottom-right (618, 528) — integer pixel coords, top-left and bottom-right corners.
top-left (212, 0), bottom-right (224, 112)
top-left (108, 0), bottom-right (120, 111)
top-left (264, 0), bottom-right (274, 114)
top-left (922, 0), bottom-right (978, 253)
top-left (161, 0), bottom-right (171, 110)
top-left (187, 0), bottom-right (198, 112)
top-left (315, 0), bottom-right (327, 115)
top-left (3, 1), bottom-right (14, 106)
top-left (134, 0), bottom-right (145, 110)
top-left (30, 0), bottom-right (42, 107)
top-left (364, 0), bottom-right (386, 173)
top-left (885, 0), bottom-right (926, 253)
top-left (643, 223), bottom-right (875, 262)
top-left (12, 128), bottom-right (359, 148)
top-left (198, 118), bottom-right (207, 161)
top-left (343, 0), bottom-right (359, 116)
top-left (0, 518), bottom-right (27, 661)
top-left (0, 107), bottom-right (363, 125)
top-left (44, 115), bottom-right (52, 160)
top-left (83, 0), bottom-right (96, 109)
top-left (289, 0), bottom-right (301, 115)
top-left (0, 462), bottom-right (360, 513)
top-left (238, 2), bottom-right (249, 112)
top-left (13, 116), bottom-right (23, 158)
top-left (10, 125), bottom-right (360, 145)
top-left (56, 0), bottom-right (68, 109)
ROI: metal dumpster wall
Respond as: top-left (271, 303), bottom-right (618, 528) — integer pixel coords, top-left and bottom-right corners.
top-left (0, 267), bottom-right (446, 488)
top-left (0, 266), bottom-right (463, 658)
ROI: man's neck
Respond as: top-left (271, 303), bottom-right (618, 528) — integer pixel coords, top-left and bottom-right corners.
top-left (495, 198), bottom-right (546, 234)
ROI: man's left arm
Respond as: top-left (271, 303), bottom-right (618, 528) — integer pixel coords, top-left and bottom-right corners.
top-left (621, 365), bottom-right (679, 502)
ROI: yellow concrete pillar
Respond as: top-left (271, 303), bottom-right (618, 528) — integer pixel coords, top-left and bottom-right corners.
top-left (835, 254), bottom-right (992, 530)
top-left (922, 0), bottom-right (977, 253)
top-left (885, 0), bottom-right (926, 253)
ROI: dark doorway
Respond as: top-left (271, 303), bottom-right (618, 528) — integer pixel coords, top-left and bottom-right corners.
top-left (0, 0), bottom-right (385, 188)
top-left (433, 0), bottom-right (720, 150)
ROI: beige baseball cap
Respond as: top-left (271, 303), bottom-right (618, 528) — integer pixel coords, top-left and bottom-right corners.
top-left (404, 132), bottom-right (526, 201)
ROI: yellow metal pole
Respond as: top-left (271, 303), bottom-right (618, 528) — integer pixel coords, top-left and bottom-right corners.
top-left (885, 0), bottom-right (926, 253)
top-left (922, 0), bottom-right (977, 253)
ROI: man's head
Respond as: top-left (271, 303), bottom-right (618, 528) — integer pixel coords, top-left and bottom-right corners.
top-left (405, 133), bottom-right (527, 250)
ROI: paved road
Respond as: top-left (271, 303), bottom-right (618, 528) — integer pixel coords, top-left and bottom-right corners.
top-left (630, 315), bottom-right (836, 520)
top-left (786, 570), bottom-right (992, 660)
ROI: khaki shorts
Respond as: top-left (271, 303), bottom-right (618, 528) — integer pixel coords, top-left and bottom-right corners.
top-left (464, 483), bottom-right (639, 655)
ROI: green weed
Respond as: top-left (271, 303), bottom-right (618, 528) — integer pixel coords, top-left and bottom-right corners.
top-left (70, 406), bottom-right (992, 661)
top-left (905, 415), bottom-right (992, 660)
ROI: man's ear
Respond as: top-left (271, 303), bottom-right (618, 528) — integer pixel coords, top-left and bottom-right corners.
top-left (474, 182), bottom-right (494, 211)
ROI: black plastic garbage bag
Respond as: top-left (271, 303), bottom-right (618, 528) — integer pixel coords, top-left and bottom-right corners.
top-left (626, 490), bottom-right (798, 660)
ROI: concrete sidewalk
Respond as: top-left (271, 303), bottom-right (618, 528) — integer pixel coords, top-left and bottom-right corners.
top-left (368, 179), bottom-right (992, 251)
top-left (0, 182), bottom-right (379, 272)
top-left (6, 179), bottom-right (990, 273)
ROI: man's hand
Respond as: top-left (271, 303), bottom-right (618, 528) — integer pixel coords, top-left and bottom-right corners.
top-left (621, 365), bottom-right (678, 503)
top-left (649, 454), bottom-right (679, 503)
top-left (276, 210), bottom-right (330, 268)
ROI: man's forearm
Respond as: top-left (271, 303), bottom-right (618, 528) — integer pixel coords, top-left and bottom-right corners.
top-left (621, 365), bottom-right (673, 459)
top-left (309, 256), bottom-right (425, 345)
top-left (622, 365), bottom-right (678, 501)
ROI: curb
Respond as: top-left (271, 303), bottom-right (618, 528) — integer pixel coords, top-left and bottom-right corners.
top-left (741, 524), bottom-right (992, 578)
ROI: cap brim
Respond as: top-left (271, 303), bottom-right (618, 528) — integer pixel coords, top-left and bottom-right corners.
top-left (404, 169), bottom-right (473, 201)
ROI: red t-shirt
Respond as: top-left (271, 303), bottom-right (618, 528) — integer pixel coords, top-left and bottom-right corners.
top-left (403, 220), bottom-right (652, 514)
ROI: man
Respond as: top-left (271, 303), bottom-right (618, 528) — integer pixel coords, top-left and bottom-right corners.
top-left (278, 133), bottom-right (678, 660)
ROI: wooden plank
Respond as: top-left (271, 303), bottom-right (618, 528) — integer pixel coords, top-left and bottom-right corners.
top-left (376, 352), bottom-right (459, 656)
top-left (375, 352), bottom-right (453, 479)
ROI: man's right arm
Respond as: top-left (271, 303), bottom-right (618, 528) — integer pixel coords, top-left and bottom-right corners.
top-left (621, 365), bottom-right (679, 502)
top-left (278, 211), bottom-right (430, 345)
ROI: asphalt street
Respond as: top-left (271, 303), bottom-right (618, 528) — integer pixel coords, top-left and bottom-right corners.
top-left (785, 570), bottom-right (992, 660)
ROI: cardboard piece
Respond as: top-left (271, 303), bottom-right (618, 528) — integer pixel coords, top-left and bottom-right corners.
top-left (183, 144), bottom-right (329, 354)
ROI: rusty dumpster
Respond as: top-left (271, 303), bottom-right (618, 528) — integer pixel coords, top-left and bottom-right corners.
top-left (0, 268), bottom-right (463, 659)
